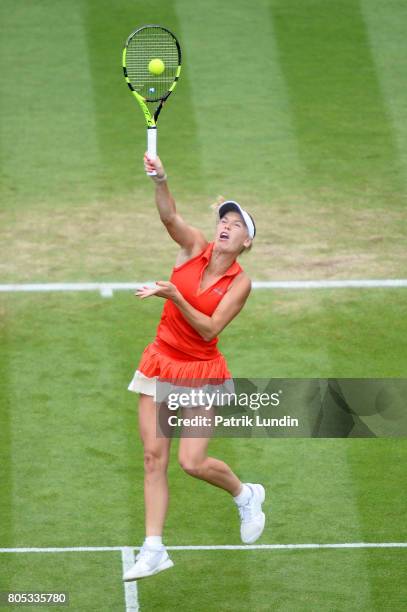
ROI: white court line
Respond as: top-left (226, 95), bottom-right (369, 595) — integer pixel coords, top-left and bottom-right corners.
top-left (1, 542), bottom-right (406, 553)
top-left (0, 279), bottom-right (407, 297)
top-left (2, 545), bottom-right (404, 612)
top-left (121, 547), bottom-right (139, 612)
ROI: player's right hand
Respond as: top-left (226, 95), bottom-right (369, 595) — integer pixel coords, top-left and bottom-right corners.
top-left (144, 153), bottom-right (166, 180)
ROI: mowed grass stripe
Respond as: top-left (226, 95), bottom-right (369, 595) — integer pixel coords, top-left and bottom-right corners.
top-left (3, 293), bottom-right (145, 547)
top-left (82, 0), bottom-right (205, 200)
top-left (269, 1), bottom-right (407, 378)
top-left (0, 0), bottom-right (101, 209)
top-left (361, 0), bottom-right (407, 187)
top-left (0, 551), bottom-right (125, 610)
top-left (0, 309), bottom-right (12, 547)
top-left (139, 548), bottom-right (407, 611)
top-left (176, 0), bottom-right (304, 200)
top-left (223, 289), bottom-right (407, 378)
top-left (269, 0), bottom-right (404, 204)
top-left (346, 439), bottom-right (407, 610)
top-left (251, 438), bottom-right (373, 608)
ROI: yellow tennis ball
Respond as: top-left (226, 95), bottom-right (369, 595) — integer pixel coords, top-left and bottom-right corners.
top-left (148, 58), bottom-right (165, 75)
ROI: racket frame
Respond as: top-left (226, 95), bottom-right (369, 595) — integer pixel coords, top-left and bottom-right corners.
top-left (122, 24), bottom-right (181, 175)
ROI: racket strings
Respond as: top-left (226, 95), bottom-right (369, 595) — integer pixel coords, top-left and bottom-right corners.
top-left (126, 27), bottom-right (180, 101)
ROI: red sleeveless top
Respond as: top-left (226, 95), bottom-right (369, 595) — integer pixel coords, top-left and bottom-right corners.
top-left (154, 241), bottom-right (243, 360)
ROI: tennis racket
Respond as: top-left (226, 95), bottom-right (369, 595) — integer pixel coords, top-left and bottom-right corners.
top-left (122, 24), bottom-right (182, 175)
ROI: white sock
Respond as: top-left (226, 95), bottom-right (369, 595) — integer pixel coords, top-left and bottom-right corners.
top-left (144, 536), bottom-right (163, 549)
top-left (233, 483), bottom-right (252, 506)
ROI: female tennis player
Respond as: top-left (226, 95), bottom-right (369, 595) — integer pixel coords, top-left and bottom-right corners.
top-left (123, 154), bottom-right (265, 581)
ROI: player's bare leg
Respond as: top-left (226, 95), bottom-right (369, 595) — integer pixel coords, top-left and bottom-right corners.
top-left (139, 394), bottom-right (172, 535)
top-left (178, 406), bottom-right (266, 544)
top-left (123, 395), bottom-right (174, 581)
top-left (177, 409), bottom-right (241, 494)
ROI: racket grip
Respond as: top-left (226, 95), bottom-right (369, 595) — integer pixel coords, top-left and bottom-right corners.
top-left (147, 127), bottom-right (157, 176)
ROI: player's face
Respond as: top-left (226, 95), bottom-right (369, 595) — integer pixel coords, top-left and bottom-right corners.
top-left (215, 212), bottom-right (251, 253)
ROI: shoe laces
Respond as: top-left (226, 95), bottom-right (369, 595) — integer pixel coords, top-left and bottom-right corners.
top-left (238, 497), bottom-right (254, 522)
top-left (136, 545), bottom-right (163, 563)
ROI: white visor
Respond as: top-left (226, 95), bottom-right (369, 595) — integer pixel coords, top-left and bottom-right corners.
top-left (218, 201), bottom-right (256, 240)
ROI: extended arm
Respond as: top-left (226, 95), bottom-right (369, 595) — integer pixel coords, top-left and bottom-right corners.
top-left (144, 154), bottom-right (207, 256)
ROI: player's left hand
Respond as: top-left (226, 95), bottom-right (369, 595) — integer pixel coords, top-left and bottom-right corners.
top-left (135, 280), bottom-right (180, 301)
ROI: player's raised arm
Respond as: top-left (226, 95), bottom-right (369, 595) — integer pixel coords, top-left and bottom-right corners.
top-left (144, 153), bottom-right (207, 254)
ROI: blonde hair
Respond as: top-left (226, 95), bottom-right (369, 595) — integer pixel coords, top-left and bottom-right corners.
top-left (210, 195), bottom-right (253, 254)
top-left (210, 195), bottom-right (226, 213)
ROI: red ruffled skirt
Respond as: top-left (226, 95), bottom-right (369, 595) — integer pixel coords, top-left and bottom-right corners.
top-left (136, 339), bottom-right (231, 385)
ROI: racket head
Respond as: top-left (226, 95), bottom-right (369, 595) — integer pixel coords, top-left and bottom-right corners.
top-left (123, 24), bottom-right (181, 104)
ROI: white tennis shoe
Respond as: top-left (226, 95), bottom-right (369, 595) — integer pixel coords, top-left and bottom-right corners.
top-left (122, 545), bottom-right (174, 581)
top-left (237, 483), bottom-right (266, 544)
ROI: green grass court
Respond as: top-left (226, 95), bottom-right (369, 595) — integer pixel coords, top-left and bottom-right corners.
top-left (1, 1), bottom-right (406, 610)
